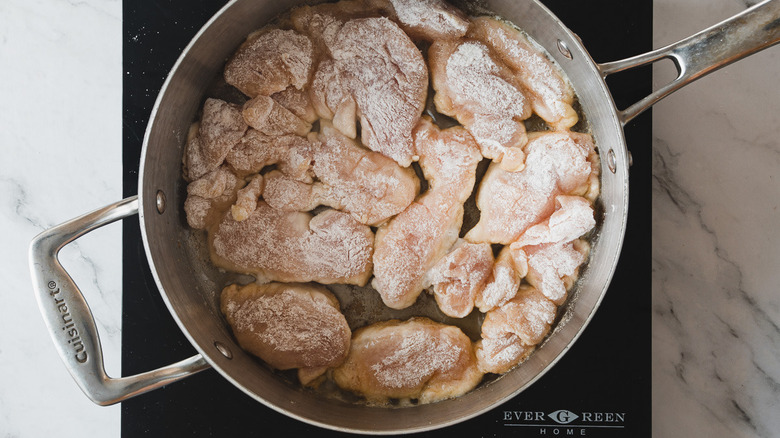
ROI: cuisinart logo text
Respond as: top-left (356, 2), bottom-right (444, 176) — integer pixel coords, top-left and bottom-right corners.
top-left (503, 409), bottom-right (626, 435)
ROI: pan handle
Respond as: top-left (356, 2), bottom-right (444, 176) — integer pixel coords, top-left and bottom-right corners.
top-left (28, 196), bottom-right (211, 406)
top-left (597, 0), bottom-right (780, 125)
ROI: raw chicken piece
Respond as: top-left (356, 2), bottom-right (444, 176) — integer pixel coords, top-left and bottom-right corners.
top-left (474, 246), bottom-right (526, 313)
top-left (224, 28), bottom-right (314, 98)
top-left (290, 0), bottom-right (386, 53)
top-left (183, 166), bottom-right (243, 230)
top-left (368, 0), bottom-right (470, 41)
top-left (513, 239), bottom-right (590, 305)
top-left (507, 195), bottom-right (595, 304)
top-left (424, 240), bottom-right (494, 318)
top-left (210, 201), bottom-right (374, 285)
top-left (184, 98), bottom-right (248, 180)
top-left (261, 124), bottom-right (419, 226)
top-left (261, 171), bottom-right (322, 212)
top-left (481, 285), bottom-right (557, 346)
top-left (429, 39), bottom-right (531, 170)
top-left (465, 131), bottom-right (596, 245)
top-left (225, 129), bottom-right (315, 182)
top-left (474, 332), bottom-right (530, 375)
top-left (469, 17), bottom-right (578, 129)
top-left (270, 86), bottom-right (319, 124)
top-left (332, 317), bottom-right (483, 404)
top-left (372, 119), bottom-right (482, 309)
top-left (242, 95), bottom-right (312, 137)
top-left (221, 282), bottom-right (351, 385)
top-left (476, 285), bottom-right (555, 373)
top-left (513, 195), bottom-right (595, 248)
top-left (298, 16), bottom-right (428, 166)
top-left (230, 174), bottom-right (264, 222)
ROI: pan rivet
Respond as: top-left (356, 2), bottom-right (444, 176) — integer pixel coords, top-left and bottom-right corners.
top-left (557, 39), bottom-right (573, 60)
top-left (628, 151), bottom-right (634, 167)
top-left (607, 149), bottom-right (617, 173)
top-left (155, 190), bottom-right (166, 214)
top-left (214, 341), bottom-right (233, 359)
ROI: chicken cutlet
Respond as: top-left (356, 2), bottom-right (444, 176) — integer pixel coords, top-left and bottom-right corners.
top-left (465, 131), bottom-right (596, 245)
top-left (513, 239), bottom-right (590, 305)
top-left (296, 15), bottom-right (428, 166)
top-left (242, 94), bottom-right (313, 137)
top-left (221, 282), bottom-right (351, 385)
top-left (475, 285), bottom-right (556, 374)
top-left (225, 129), bottom-right (315, 183)
top-left (473, 245), bottom-right (526, 313)
top-left (224, 28), bottom-right (314, 98)
top-left (468, 17), bottom-right (578, 129)
top-left (183, 165), bottom-right (243, 230)
top-left (183, 98), bottom-right (248, 180)
top-left (429, 38), bottom-right (531, 171)
top-left (332, 317), bottom-right (483, 404)
top-left (424, 240), bottom-right (494, 318)
top-left (210, 201), bottom-right (374, 285)
top-left (368, 0), bottom-right (470, 41)
top-left (372, 118), bottom-right (482, 309)
top-left (261, 123), bottom-right (418, 226)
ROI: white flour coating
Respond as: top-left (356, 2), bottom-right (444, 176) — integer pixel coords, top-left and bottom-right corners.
top-left (222, 283), bottom-right (351, 370)
top-left (475, 248), bottom-right (522, 313)
top-left (369, 328), bottom-right (460, 389)
top-left (306, 17), bottom-right (428, 166)
top-left (465, 132), bottom-right (595, 245)
top-left (444, 41), bottom-right (529, 151)
top-left (475, 333), bottom-right (528, 374)
top-left (387, 0), bottom-right (469, 40)
top-left (211, 203), bottom-right (374, 285)
top-left (184, 99), bottom-right (248, 180)
top-left (372, 121), bottom-right (481, 309)
top-left (523, 240), bottom-right (587, 304)
top-left (513, 195), bottom-right (595, 248)
top-left (481, 286), bottom-right (556, 346)
top-left (425, 240), bottom-right (494, 318)
top-left (224, 28), bottom-right (314, 97)
top-left (469, 17), bottom-right (576, 128)
top-left (232, 291), bottom-right (337, 351)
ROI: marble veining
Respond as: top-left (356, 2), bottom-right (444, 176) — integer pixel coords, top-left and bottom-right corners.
top-left (1, 0), bottom-right (779, 437)
top-left (1, 0), bottom-right (122, 437)
top-left (652, 1), bottom-right (780, 437)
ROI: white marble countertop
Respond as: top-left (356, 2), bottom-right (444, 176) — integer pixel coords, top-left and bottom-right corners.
top-left (2, 0), bottom-right (778, 436)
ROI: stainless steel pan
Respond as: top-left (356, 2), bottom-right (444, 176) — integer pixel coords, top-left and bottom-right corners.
top-left (29, 0), bottom-right (780, 434)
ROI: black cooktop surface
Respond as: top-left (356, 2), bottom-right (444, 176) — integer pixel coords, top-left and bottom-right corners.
top-left (122, 1), bottom-right (651, 436)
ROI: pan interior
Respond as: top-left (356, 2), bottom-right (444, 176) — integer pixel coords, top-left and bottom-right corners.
top-left (137, 0), bottom-right (629, 433)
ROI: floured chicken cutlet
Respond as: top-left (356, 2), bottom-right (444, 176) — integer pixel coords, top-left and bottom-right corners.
top-left (184, 98), bottom-right (248, 181)
top-left (225, 130), bottom-right (315, 183)
top-left (262, 123), bottom-right (419, 226)
top-left (465, 131), bottom-right (597, 245)
top-left (221, 282), bottom-right (351, 385)
top-left (473, 245), bottom-right (526, 313)
top-left (224, 28), bottom-right (314, 98)
top-left (332, 317), bottom-right (483, 404)
top-left (429, 38), bottom-right (531, 171)
top-left (510, 195), bottom-right (595, 304)
top-left (368, 0), bottom-right (470, 41)
top-left (183, 165), bottom-right (243, 230)
top-left (475, 285), bottom-right (556, 374)
top-left (242, 94), bottom-right (313, 137)
top-left (210, 201), bottom-right (374, 285)
top-left (425, 240), bottom-right (494, 318)
top-left (468, 17), bottom-right (578, 130)
top-left (372, 118), bottom-right (482, 309)
top-left (294, 12), bottom-right (428, 166)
